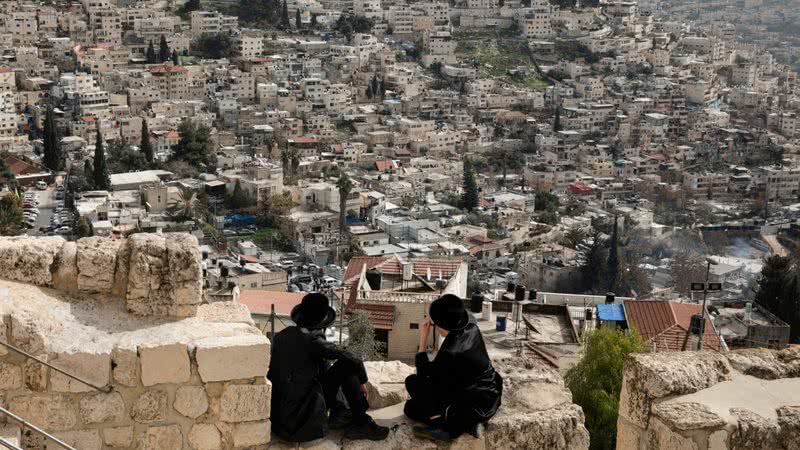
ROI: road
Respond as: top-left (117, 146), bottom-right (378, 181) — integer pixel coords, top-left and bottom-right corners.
top-left (27, 187), bottom-right (55, 236)
top-left (762, 234), bottom-right (789, 257)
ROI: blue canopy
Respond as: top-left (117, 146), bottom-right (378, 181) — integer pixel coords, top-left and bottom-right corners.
top-left (597, 303), bottom-right (625, 322)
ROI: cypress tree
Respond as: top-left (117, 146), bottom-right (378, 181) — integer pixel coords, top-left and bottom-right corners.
top-left (146, 40), bottom-right (157, 64)
top-left (140, 119), bottom-right (154, 163)
top-left (159, 35), bottom-right (170, 63)
top-left (296, 8), bottom-right (302, 28)
top-left (42, 107), bottom-right (62, 172)
top-left (553, 107), bottom-right (562, 131)
top-left (462, 157), bottom-right (479, 210)
top-left (311, 14), bottom-right (318, 27)
top-left (280, 0), bottom-right (290, 29)
top-left (83, 159), bottom-right (94, 189)
top-left (171, 49), bottom-right (179, 65)
top-left (93, 131), bottom-right (110, 190)
top-left (606, 216), bottom-right (619, 291)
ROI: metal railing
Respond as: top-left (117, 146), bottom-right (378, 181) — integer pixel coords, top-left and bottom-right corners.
top-left (0, 341), bottom-right (112, 393)
top-left (0, 341), bottom-right (110, 449)
top-left (0, 406), bottom-right (77, 450)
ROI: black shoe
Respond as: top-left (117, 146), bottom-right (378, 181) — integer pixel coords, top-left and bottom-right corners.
top-left (412, 425), bottom-right (455, 442)
top-left (344, 417), bottom-right (390, 441)
top-left (329, 409), bottom-right (353, 430)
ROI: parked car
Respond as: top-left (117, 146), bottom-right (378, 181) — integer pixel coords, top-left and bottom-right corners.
top-left (36, 181), bottom-right (47, 190)
top-left (55, 226), bottom-right (71, 234)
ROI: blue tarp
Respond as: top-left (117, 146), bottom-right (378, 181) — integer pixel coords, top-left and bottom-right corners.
top-left (597, 303), bottom-right (625, 322)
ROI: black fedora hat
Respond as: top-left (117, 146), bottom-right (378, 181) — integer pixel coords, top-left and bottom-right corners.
top-left (429, 294), bottom-right (469, 331)
top-left (291, 293), bottom-right (336, 329)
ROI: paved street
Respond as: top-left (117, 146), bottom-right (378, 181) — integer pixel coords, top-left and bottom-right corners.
top-left (26, 187), bottom-right (55, 236)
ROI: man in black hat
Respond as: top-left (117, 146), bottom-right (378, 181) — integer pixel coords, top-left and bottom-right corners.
top-left (404, 294), bottom-right (503, 442)
top-left (268, 293), bottom-right (389, 442)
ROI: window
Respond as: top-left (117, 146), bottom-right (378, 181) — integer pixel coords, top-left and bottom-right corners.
top-left (409, 323), bottom-right (419, 329)
top-left (250, 282), bottom-right (257, 288)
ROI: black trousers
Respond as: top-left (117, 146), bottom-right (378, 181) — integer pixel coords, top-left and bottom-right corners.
top-left (404, 374), bottom-right (477, 437)
top-left (321, 360), bottom-right (369, 422)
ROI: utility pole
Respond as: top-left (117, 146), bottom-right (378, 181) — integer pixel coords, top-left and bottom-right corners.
top-left (696, 257), bottom-right (718, 351)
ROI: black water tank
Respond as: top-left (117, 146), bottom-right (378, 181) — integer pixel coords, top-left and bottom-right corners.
top-left (221, 266), bottom-right (229, 278)
top-left (529, 289), bottom-right (537, 301)
top-left (365, 269), bottom-right (382, 290)
top-left (470, 291), bottom-right (484, 313)
top-left (507, 282), bottom-right (515, 293)
top-left (585, 308), bottom-right (593, 320)
top-left (605, 292), bottom-right (615, 304)
top-left (202, 251), bottom-right (209, 260)
top-left (515, 285), bottom-right (526, 301)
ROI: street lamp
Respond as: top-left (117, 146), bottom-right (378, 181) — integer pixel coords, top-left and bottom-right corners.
top-left (697, 257), bottom-right (719, 351)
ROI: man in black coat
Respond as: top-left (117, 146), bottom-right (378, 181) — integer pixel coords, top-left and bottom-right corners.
top-left (404, 294), bottom-right (503, 442)
top-left (268, 293), bottom-right (389, 442)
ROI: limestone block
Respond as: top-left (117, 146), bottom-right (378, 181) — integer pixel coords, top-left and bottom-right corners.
top-left (195, 335), bottom-right (270, 382)
top-left (220, 383), bottom-right (271, 422)
top-left (343, 423), bottom-right (436, 450)
top-left (188, 424), bottom-right (222, 450)
top-left (645, 417), bottom-right (700, 450)
top-left (652, 402), bottom-right (727, 431)
top-left (484, 403), bottom-right (589, 450)
top-left (0, 236), bottom-right (65, 286)
top-left (616, 415), bottom-right (645, 450)
top-left (8, 394), bottom-right (77, 431)
top-left (144, 424), bottom-right (184, 450)
top-left (139, 342), bottom-right (190, 386)
top-left (777, 405), bottom-right (800, 449)
top-left (23, 357), bottom-right (48, 391)
top-left (619, 352), bottom-right (732, 428)
top-left (132, 389), bottom-right (168, 423)
top-left (51, 429), bottom-right (102, 450)
top-left (726, 348), bottom-right (800, 380)
top-left (0, 425), bottom-right (20, 447)
top-left (126, 233), bottom-right (202, 317)
top-left (0, 315), bottom-right (7, 357)
top-left (174, 385), bottom-right (209, 419)
top-left (112, 344), bottom-right (139, 387)
top-left (9, 313), bottom-right (49, 354)
top-left (729, 408), bottom-right (779, 450)
top-left (364, 361), bottom-right (415, 410)
top-left (232, 421), bottom-right (271, 448)
top-left (0, 363), bottom-right (22, 390)
top-left (103, 426), bottom-right (134, 448)
top-left (49, 350), bottom-right (111, 393)
top-left (52, 241), bottom-right (78, 293)
top-left (79, 392), bottom-right (125, 425)
top-left (113, 237), bottom-right (131, 297)
top-left (76, 237), bottom-right (122, 293)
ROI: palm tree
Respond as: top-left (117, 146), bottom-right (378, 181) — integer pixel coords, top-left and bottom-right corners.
top-left (166, 186), bottom-right (207, 222)
top-left (336, 173), bottom-right (353, 236)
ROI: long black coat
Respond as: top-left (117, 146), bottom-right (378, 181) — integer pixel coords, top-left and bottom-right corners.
top-left (415, 318), bottom-right (503, 422)
top-left (268, 326), bottom-right (367, 443)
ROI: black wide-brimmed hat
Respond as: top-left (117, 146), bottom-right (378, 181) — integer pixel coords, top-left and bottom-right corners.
top-left (291, 293), bottom-right (336, 329)
top-left (429, 294), bottom-right (469, 331)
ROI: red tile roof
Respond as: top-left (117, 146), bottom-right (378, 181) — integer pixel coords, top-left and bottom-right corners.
top-left (624, 300), bottom-right (721, 352)
top-left (3, 156), bottom-right (44, 176)
top-left (352, 303), bottom-right (395, 330)
top-left (149, 64), bottom-right (187, 74)
top-left (343, 256), bottom-right (463, 285)
top-left (238, 290), bottom-right (304, 315)
top-left (375, 160), bottom-right (394, 172)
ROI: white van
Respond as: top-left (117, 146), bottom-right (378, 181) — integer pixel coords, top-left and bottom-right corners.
top-left (36, 181), bottom-right (47, 190)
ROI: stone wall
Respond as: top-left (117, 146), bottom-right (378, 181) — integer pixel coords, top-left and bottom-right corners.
top-left (0, 234), bottom-right (202, 317)
top-left (617, 347), bottom-right (800, 450)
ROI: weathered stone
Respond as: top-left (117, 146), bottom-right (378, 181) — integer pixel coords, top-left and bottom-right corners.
top-left (132, 389), bottom-right (168, 423)
top-left (645, 417), bottom-right (700, 450)
top-left (777, 405), bottom-right (800, 449)
top-left (49, 349), bottom-right (111, 393)
top-left (195, 335), bottom-right (270, 382)
top-left (220, 383), bottom-right (271, 422)
top-left (232, 421), bottom-right (271, 448)
top-left (51, 429), bottom-right (102, 450)
top-left (619, 352), bottom-right (732, 428)
top-left (77, 237), bottom-right (122, 293)
top-left (79, 392), bottom-right (125, 425)
top-left (8, 394), bottom-right (77, 431)
top-left (23, 356), bottom-right (48, 391)
top-left (364, 360), bottom-right (415, 409)
top-left (174, 385), bottom-right (209, 419)
top-left (113, 237), bottom-right (131, 297)
top-left (126, 233), bottom-right (202, 317)
top-left (0, 236), bottom-right (65, 286)
top-left (139, 342), bottom-right (190, 386)
top-left (727, 349), bottom-right (795, 380)
top-left (188, 424), bottom-right (222, 450)
top-left (111, 344), bottom-right (139, 387)
top-left (729, 408), bottom-right (779, 450)
top-left (653, 402), bottom-right (727, 431)
top-left (0, 425), bottom-right (20, 447)
top-left (9, 313), bottom-right (50, 354)
top-left (0, 363), bottom-right (22, 390)
top-left (144, 425), bottom-right (183, 450)
top-left (103, 426), bottom-right (134, 448)
top-left (485, 403), bottom-right (589, 450)
top-left (51, 241), bottom-right (78, 293)
top-left (0, 315), bottom-right (7, 357)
